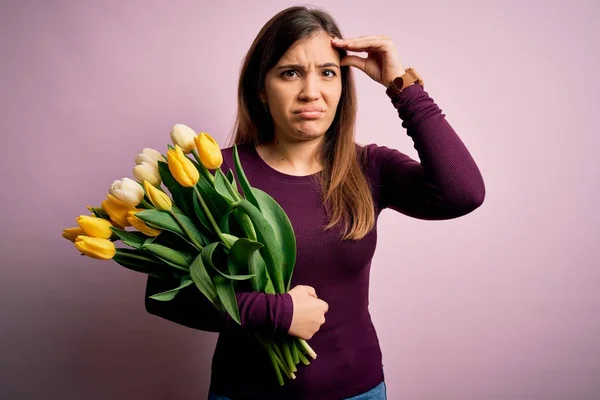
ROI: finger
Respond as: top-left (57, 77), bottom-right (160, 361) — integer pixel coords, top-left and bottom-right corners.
top-left (306, 286), bottom-right (317, 298)
top-left (333, 37), bottom-right (391, 53)
top-left (340, 55), bottom-right (367, 72)
top-left (338, 35), bottom-right (388, 42)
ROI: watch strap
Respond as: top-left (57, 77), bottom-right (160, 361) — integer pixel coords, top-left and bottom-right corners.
top-left (385, 68), bottom-right (424, 100)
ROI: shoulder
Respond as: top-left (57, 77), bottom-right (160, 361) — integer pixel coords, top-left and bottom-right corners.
top-left (220, 142), bottom-right (254, 169)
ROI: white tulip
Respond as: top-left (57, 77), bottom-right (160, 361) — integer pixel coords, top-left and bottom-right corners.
top-left (135, 148), bottom-right (163, 167)
top-left (133, 162), bottom-right (161, 187)
top-left (109, 177), bottom-right (145, 206)
top-left (170, 124), bottom-right (197, 153)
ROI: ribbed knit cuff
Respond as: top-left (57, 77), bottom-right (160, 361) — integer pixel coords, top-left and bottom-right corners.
top-left (273, 292), bottom-right (294, 335)
top-left (230, 291), bottom-right (294, 336)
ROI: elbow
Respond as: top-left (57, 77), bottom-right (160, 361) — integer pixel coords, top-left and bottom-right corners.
top-left (145, 296), bottom-right (157, 316)
top-left (455, 182), bottom-right (486, 216)
top-left (144, 277), bottom-right (165, 318)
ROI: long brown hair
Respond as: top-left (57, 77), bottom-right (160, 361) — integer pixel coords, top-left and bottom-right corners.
top-left (225, 6), bottom-right (375, 241)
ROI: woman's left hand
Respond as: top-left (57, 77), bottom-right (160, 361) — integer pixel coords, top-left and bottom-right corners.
top-left (331, 35), bottom-right (405, 88)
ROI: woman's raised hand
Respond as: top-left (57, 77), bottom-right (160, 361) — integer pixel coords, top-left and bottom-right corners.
top-left (332, 35), bottom-right (405, 88)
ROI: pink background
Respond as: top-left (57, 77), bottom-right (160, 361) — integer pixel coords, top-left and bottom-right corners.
top-left (1, 0), bottom-right (598, 398)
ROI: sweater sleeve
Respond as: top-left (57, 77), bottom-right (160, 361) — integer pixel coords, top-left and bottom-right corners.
top-left (374, 83), bottom-right (485, 219)
top-left (144, 158), bottom-right (294, 337)
top-left (145, 275), bottom-right (293, 337)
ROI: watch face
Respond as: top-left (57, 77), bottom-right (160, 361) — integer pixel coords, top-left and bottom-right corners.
top-left (393, 76), bottom-right (405, 89)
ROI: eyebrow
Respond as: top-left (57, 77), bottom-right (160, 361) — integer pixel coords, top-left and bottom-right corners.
top-left (276, 62), bottom-right (340, 70)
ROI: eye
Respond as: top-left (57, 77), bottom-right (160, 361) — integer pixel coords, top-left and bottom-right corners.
top-left (281, 70), bottom-right (299, 78)
top-left (323, 69), bottom-right (337, 78)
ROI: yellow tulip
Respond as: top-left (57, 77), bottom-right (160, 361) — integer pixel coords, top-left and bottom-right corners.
top-left (127, 209), bottom-right (161, 237)
top-left (101, 193), bottom-right (133, 227)
top-left (167, 144), bottom-right (199, 187)
top-left (74, 236), bottom-right (116, 260)
top-left (170, 124), bottom-right (197, 153)
top-left (76, 215), bottom-right (114, 239)
top-left (144, 180), bottom-right (172, 211)
top-left (62, 226), bottom-right (85, 242)
top-left (194, 132), bottom-right (223, 169)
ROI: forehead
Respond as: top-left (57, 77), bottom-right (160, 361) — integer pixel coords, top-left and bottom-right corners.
top-left (278, 32), bottom-right (340, 64)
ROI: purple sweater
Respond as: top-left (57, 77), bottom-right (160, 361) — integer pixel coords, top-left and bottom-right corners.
top-left (145, 83), bottom-right (485, 399)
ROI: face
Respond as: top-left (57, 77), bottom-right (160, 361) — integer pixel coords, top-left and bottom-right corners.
top-left (262, 32), bottom-right (342, 144)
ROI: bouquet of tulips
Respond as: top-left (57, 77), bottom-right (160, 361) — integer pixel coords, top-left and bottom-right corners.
top-left (62, 124), bottom-right (316, 385)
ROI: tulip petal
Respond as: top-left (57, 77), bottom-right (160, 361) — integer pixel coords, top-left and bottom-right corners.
top-left (62, 226), bottom-right (85, 242)
top-left (144, 180), bottom-right (172, 211)
top-left (167, 145), bottom-right (199, 187)
top-left (76, 215), bottom-right (114, 239)
top-left (194, 132), bottom-right (223, 169)
top-left (171, 124), bottom-right (198, 153)
top-left (74, 236), bottom-right (116, 260)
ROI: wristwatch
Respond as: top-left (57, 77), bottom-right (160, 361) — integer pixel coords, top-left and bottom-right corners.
top-left (385, 68), bottom-right (424, 99)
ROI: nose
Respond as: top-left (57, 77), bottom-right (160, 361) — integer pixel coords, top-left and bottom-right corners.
top-left (298, 73), bottom-right (320, 102)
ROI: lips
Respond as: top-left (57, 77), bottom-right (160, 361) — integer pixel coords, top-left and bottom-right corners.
top-left (294, 107), bottom-right (325, 113)
top-left (294, 107), bottom-right (325, 119)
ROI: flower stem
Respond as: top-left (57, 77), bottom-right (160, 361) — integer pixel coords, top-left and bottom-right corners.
top-left (256, 335), bottom-right (286, 385)
top-left (215, 168), bottom-right (243, 202)
top-left (192, 186), bottom-right (230, 249)
top-left (281, 339), bottom-right (296, 373)
top-left (296, 343), bottom-right (310, 365)
top-left (140, 199), bottom-right (153, 209)
top-left (271, 342), bottom-right (294, 380)
top-left (298, 339), bottom-right (317, 359)
top-left (168, 210), bottom-right (203, 251)
top-left (290, 337), bottom-right (299, 365)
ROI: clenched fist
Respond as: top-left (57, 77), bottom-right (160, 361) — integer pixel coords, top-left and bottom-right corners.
top-left (287, 285), bottom-right (329, 340)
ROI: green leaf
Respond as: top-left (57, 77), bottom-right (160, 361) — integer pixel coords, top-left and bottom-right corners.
top-left (214, 275), bottom-right (240, 325)
top-left (228, 238), bottom-right (268, 291)
top-left (218, 208), bottom-right (234, 233)
top-left (221, 233), bottom-right (238, 249)
top-left (87, 206), bottom-right (110, 220)
top-left (109, 227), bottom-right (148, 249)
top-left (226, 169), bottom-right (235, 185)
top-left (112, 248), bottom-right (171, 278)
top-left (148, 277), bottom-right (193, 301)
top-left (251, 188), bottom-right (297, 292)
top-left (234, 199), bottom-right (284, 292)
top-left (142, 243), bottom-right (194, 270)
top-left (158, 160), bottom-right (193, 216)
top-left (232, 144), bottom-right (260, 209)
top-left (192, 190), bottom-right (215, 236)
top-left (196, 173), bottom-right (230, 219)
top-left (233, 208), bottom-right (257, 241)
top-left (214, 168), bottom-right (235, 203)
top-left (135, 209), bottom-right (207, 248)
top-left (190, 253), bottom-right (221, 309)
top-left (149, 230), bottom-right (198, 254)
top-left (201, 242), bottom-right (253, 281)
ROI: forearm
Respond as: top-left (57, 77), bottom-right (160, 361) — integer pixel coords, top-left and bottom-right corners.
top-left (144, 275), bottom-right (294, 337)
top-left (385, 84), bottom-right (485, 218)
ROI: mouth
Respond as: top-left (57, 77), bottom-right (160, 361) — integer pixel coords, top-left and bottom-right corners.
top-left (295, 111), bottom-right (323, 119)
top-left (293, 107), bottom-right (325, 120)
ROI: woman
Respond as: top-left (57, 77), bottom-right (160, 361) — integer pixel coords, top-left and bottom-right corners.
top-left (145, 5), bottom-right (485, 400)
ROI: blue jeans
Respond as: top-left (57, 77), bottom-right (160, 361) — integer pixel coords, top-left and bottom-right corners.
top-left (208, 381), bottom-right (387, 400)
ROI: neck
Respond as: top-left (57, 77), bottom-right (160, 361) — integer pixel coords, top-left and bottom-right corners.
top-left (257, 136), bottom-right (324, 176)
